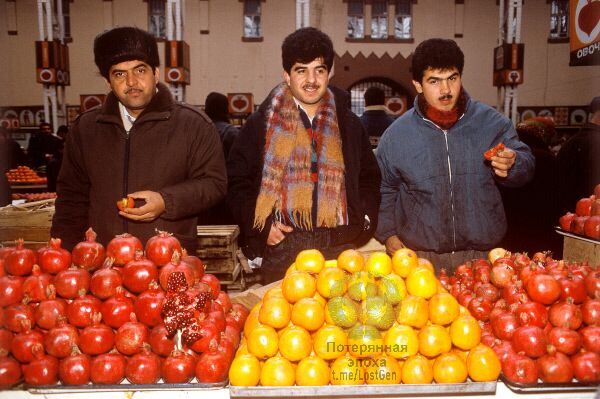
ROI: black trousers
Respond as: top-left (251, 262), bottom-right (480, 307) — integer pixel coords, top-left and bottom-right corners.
top-left (415, 249), bottom-right (488, 276)
top-left (260, 229), bottom-right (354, 284)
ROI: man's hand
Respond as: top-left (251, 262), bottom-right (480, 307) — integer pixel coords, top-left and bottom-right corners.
top-left (119, 190), bottom-right (165, 222)
top-left (385, 235), bottom-right (404, 255)
top-left (267, 221), bottom-right (293, 246)
top-left (490, 147), bottom-right (516, 178)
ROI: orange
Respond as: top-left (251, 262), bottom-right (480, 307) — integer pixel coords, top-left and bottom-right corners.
top-left (488, 247), bottom-right (507, 264)
top-left (247, 324), bottom-right (279, 360)
top-left (260, 354), bottom-right (295, 386)
top-left (324, 259), bottom-right (338, 268)
top-left (259, 296), bottom-right (291, 329)
top-left (450, 347), bottom-right (469, 363)
top-left (417, 257), bottom-right (435, 273)
top-left (291, 297), bottom-right (325, 331)
top-left (392, 248), bottom-right (418, 277)
top-left (313, 324), bottom-right (348, 360)
top-left (383, 324), bottom-right (419, 359)
top-left (418, 324), bottom-right (451, 358)
top-left (428, 292), bottom-right (460, 326)
top-left (365, 251), bottom-right (393, 277)
top-left (330, 354), bottom-right (365, 385)
top-left (316, 267), bottom-right (348, 298)
top-left (347, 324), bottom-right (383, 358)
top-left (263, 287), bottom-right (284, 301)
top-left (229, 353), bottom-right (261, 386)
top-left (324, 296), bottom-right (359, 328)
top-left (278, 325), bottom-right (312, 362)
top-left (337, 249), bottom-right (365, 273)
top-left (396, 295), bottom-right (429, 328)
top-left (401, 354), bottom-right (433, 384)
top-left (295, 249), bottom-right (325, 274)
top-left (281, 270), bottom-right (317, 303)
top-left (364, 354), bottom-right (402, 384)
top-left (466, 344), bottom-right (501, 382)
top-left (432, 352), bottom-right (468, 383)
top-left (285, 263), bottom-right (297, 276)
top-left (295, 355), bottom-right (330, 386)
top-left (312, 291), bottom-right (327, 308)
top-left (377, 274), bottom-right (407, 305)
top-left (244, 303), bottom-right (262, 340)
top-left (449, 315), bottom-right (481, 351)
top-left (406, 267), bottom-right (437, 299)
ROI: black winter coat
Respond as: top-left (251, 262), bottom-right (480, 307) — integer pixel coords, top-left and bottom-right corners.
top-left (226, 85), bottom-right (381, 259)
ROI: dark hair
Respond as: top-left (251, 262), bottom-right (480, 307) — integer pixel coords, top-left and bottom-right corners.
top-left (411, 38), bottom-right (464, 82)
top-left (281, 28), bottom-right (334, 73)
top-left (39, 122), bottom-right (52, 130)
top-left (205, 92), bottom-right (230, 123)
top-left (94, 27), bottom-right (159, 79)
top-left (364, 87), bottom-right (386, 106)
top-left (590, 96), bottom-right (600, 114)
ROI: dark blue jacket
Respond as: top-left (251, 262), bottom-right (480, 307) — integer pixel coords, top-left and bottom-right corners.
top-left (376, 94), bottom-right (535, 253)
top-left (360, 108), bottom-right (395, 138)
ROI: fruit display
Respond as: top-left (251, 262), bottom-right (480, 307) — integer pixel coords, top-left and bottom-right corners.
top-left (442, 248), bottom-right (600, 385)
top-left (5, 166), bottom-right (47, 185)
top-left (230, 248), bottom-right (501, 387)
top-left (11, 193), bottom-right (57, 202)
top-left (558, 183), bottom-right (600, 240)
top-left (0, 229), bottom-right (247, 389)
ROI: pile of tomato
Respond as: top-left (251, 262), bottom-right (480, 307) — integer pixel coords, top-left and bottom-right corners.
top-left (441, 249), bottom-right (600, 384)
top-left (5, 166), bottom-right (47, 185)
top-left (230, 248), bottom-right (501, 386)
top-left (0, 229), bottom-right (247, 388)
top-left (11, 193), bottom-right (57, 202)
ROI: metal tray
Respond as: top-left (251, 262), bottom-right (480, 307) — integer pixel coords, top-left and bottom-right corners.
top-left (26, 380), bottom-right (227, 394)
top-left (500, 375), bottom-right (599, 394)
top-left (555, 227), bottom-right (600, 245)
top-left (230, 381), bottom-right (497, 398)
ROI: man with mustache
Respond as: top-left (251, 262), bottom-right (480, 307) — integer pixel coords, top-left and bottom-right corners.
top-left (227, 27), bottom-right (381, 283)
top-left (376, 38), bottom-right (535, 273)
top-left (52, 27), bottom-right (227, 252)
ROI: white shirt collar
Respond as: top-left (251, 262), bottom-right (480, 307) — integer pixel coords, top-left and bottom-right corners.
top-left (118, 102), bottom-right (136, 133)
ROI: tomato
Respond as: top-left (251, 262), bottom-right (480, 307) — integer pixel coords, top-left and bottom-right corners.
top-left (484, 142), bottom-right (505, 160)
top-left (116, 196), bottom-right (134, 211)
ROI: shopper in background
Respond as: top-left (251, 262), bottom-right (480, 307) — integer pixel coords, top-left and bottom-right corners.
top-left (376, 38), bottom-right (535, 273)
top-left (227, 27), bottom-right (381, 283)
top-left (52, 26), bottom-right (227, 251)
top-left (557, 96), bottom-right (600, 214)
top-left (0, 127), bottom-right (13, 206)
top-left (27, 122), bottom-right (62, 169)
top-left (360, 86), bottom-right (395, 148)
top-left (204, 92), bottom-right (239, 159)
top-left (46, 125), bottom-right (69, 192)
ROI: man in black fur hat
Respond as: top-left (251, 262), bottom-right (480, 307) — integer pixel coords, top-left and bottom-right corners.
top-left (52, 27), bottom-right (227, 252)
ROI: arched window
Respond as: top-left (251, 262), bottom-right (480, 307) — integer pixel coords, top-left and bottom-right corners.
top-left (348, 78), bottom-right (410, 116)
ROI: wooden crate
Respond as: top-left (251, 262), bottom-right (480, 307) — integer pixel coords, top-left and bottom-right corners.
top-left (196, 225), bottom-right (239, 274)
top-left (0, 199), bottom-right (54, 249)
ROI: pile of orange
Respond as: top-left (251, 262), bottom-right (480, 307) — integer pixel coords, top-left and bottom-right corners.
top-left (5, 166), bottom-right (47, 184)
top-left (229, 248), bottom-right (501, 387)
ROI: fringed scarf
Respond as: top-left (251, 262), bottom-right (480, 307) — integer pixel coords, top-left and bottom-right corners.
top-left (253, 83), bottom-right (348, 231)
top-left (418, 89), bottom-right (467, 130)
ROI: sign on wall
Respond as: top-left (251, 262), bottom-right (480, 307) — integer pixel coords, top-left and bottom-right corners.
top-left (517, 105), bottom-right (589, 126)
top-left (385, 96), bottom-right (407, 116)
top-left (0, 106), bottom-right (45, 128)
top-left (569, 0), bottom-right (600, 66)
top-left (228, 93), bottom-right (254, 115)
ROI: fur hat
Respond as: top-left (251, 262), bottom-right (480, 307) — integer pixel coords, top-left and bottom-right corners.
top-left (94, 27), bottom-right (159, 79)
top-left (205, 92), bottom-right (230, 123)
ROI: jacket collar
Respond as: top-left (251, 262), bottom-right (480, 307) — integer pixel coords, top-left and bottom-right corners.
top-left (96, 82), bottom-right (174, 125)
top-left (413, 89), bottom-right (472, 122)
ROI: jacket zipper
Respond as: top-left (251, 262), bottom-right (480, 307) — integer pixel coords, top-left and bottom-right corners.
top-left (420, 116), bottom-right (457, 251)
top-left (123, 131), bottom-right (131, 233)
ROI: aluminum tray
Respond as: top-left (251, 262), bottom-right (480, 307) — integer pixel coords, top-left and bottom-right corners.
top-left (500, 375), bottom-right (599, 394)
top-left (229, 381), bottom-right (497, 398)
top-left (26, 380), bottom-right (227, 394)
top-left (555, 227), bottom-right (600, 245)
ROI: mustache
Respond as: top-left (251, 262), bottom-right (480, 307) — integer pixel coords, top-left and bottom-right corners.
top-left (303, 84), bottom-right (320, 90)
top-left (125, 88), bottom-right (141, 94)
top-left (439, 94), bottom-right (453, 101)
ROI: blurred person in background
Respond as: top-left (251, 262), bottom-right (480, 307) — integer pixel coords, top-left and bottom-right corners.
top-left (0, 127), bottom-right (13, 206)
top-left (360, 86), bottom-right (395, 148)
top-left (204, 92), bottom-right (240, 159)
top-left (27, 122), bottom-right (62, 169)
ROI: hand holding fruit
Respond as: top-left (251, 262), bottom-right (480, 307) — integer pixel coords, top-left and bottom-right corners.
top-left (118, 191), bottom-right (165, 222)
top-left (486, 145), bottom-right (516, 178)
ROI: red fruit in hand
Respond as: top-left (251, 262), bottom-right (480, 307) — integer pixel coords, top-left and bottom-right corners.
top-left (116, 196), bottom-right (134, 212)
top-left (484, 142), bottom-right (505, 160)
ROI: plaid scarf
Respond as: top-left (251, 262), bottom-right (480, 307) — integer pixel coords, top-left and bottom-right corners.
top-left (253, 83), bottom-right (348, 231)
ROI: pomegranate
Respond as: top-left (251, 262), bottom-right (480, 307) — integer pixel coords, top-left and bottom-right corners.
top-left (115, 313), bottom-right (148, 355)
top-left (148, 324), bottom-right (175, 357)
top-left (22, 265), bottom-right (53, 303)
top-left (537, 349), bottom-right (574, 383)
top-left (585, 270), bottom-right (600, 299)
top-left (159, 251), bottom-right (194, 291)
top-left (44, 319), bottom-right (80, 358)
top-left (79, 313), bottom-right (115, 355)
top-left (490, 311), bottom-right (519, 341)
top-left (195, 347), bottom-right (229, 383)
top-left (490, 261), bottom-right (514, 288)
top-left (58, 346), bottom-right (91, 385)
top-left (4, 304), bottom-right (35, 333)
top-left (512, 325), bottom-right (547, 358)
top-left (526, 273), bottom-right (561, 305)
top-left (575, 196), bottom-right (593, 216)
top-left (547, 327), bottom-right (581, 355)
top-left (37, 238), bottom-right (72, 275)
top-left (200, 273), bottom-right (221, 299)
top-left (133, 281), bottom-right (165, 327)
top-left (22, 344), bottom-right (59, 386)
top-left (101, 287), bottom-right (135, 329)
top-left (0, 354), bottom-right (22, 388)
top-left (122, 251), bottom-right (158, 294)
top-left (90, 258), bottom-right (122, 299)
top-left (0, 275), bottom-right (24, 307)
top-left (584, 215), bottom-right (600, 239)
top-left (106, 233), bottom-right (143, 266)
top-left (90, 352), bottom-right (126, 384)
top-left (4, 239), bottom-right (36, 276)
top-left (582, 298), bottom-right (600, 326)
top-left (502, 352), bottom-right (539, 384)
top-left (579, 325), bottom-right (600, 353)
top-left (54, 265), bottom-right (91, 299)
top-left (35, 286), bottom-right (67, 330)
top-left (162, 349), bottom-right (196, 383)
top-left (67, 291), bottom-right (102, 328)
top-left (571, 351), bottom-right (600, 383)
top-left (0, 330), bottom-right (13, 354)
top-left (71, 228), bottom-right (106, 272)
top-left (558, 274), bottom-right (587, 304)
top-left (10, 323), bottom-right (44, 363)
top-left (181, 252), bottom-right (205, 282)
top-left (515, 301), bottom-right (548, 328)
top-left (145, 230), bottom-right (182, 266)
top-left (125, 346), bottom-right (161, 384)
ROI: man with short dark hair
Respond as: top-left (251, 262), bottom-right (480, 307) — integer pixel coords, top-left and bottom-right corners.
top-left (27, 122), bottom-right (62, 168)
top-left (52, 27), bottom-right (226, 251)
top-left (376, 38), bottom-right (535, 273)
top-left (227, 27), bottom-right (381, 283)
top-left (360, 86), bottom-right (395, 147)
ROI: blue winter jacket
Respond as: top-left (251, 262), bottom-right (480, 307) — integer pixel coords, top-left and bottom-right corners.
top-left (375, 94), bottom-right (535, 253)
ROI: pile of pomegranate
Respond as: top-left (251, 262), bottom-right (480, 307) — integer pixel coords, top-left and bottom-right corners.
top-left (0, 229), bottom-right (248, 388)
top-left (441, 249), bottom-right (600, 385)
top-left (559, 183), bottom-right (600, 240)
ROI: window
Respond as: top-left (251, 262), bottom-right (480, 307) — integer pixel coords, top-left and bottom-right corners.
top-left (54, 0), bottom-right (71, 40)
top-left (549, 0), bottom-right (568, 39)
top-left (394, 0), bottom-right (412, 39)
top-left (371, 0), bottom-right (388, 39)
top-left (244, 0), bottom-right (262, 38)
top-left (148, 0), bottom-right (166, 39)
top-left (347, 0), bottom-right (365, 39)
top-left (350, 81), bottom-right (394, 116)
